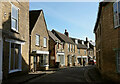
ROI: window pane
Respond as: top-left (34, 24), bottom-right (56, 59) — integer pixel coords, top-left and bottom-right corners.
top-left (44, 37), bottom-right (47, 47)
top-left (12, 6), bottom-right (18, 19)
top-left (15, 44), bottom-right (19, 69)
top-left (113, 2), bottom-right (119, 27)
top-left (36, 35), bottom-right (40, 46)
top-left (12, 18), bottom-right (17, 29)
top-left (10, 44), bottom-right (14, 70)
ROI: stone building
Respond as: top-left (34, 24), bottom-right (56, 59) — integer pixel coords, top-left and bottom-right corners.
top-left (48, 30), bottom-right (65, 68)
top-left (71, 38), bottom-right (88, 66)
top-left (94, 2), bottom-right (120, 82)
top-left (52, 29), bottom-right (77, 67)
top-left (84, 37), bottom-right (96, 62)
top-left (0, 0), bottom-right (29, 81)
top-left (29, 10), bottom-right (49, 71)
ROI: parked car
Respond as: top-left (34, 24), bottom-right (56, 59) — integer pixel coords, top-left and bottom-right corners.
top-left (88, 60), bottom-right (94, 65)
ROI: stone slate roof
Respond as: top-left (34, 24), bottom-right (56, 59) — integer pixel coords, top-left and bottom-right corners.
top-left (48, 30), bottom-right (61, 43)
top-left (77, 43), bottom-right (87, 49)
top-left (71, 37), bottom-right (87, 49)
top-left (52, 29), bottom-right (75, 44)
top-left (29, 10), bottom-right (42, 34)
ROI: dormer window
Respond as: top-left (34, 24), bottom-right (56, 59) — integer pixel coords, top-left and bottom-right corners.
top-left (75, 39), bottom-right (78, 44)
top-left (82, 41), bottom-right (84, 45)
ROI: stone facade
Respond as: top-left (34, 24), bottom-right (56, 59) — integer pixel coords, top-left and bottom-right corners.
top-left (29, 10), bottom-right (49, 71)
top-left (77, 48), bottom-right (88, 65)
top-left (1, 1), bottom-right (29, 80)
top-left (94, 2), bottom-right (120, 82)
top-left (49, 37), bottom-right (65, 68)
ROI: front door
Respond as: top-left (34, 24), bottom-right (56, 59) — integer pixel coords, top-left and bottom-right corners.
top-left (67, 56), bottom-right (69, 66)
top-left (34, 56), bottom-right (37, 72)
top-left (72, 56), bottom-right (74, 66)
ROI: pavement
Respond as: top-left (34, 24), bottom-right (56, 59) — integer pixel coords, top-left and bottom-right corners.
top-left (1, 65), bottom-right (110, 83)
top-left (2, 68), bottom-right (57, 84)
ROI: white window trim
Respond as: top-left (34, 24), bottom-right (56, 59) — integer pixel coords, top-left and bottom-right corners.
top-left (43, 37), bottom-right (47, 48)
top-left (11, 4), bottom-right (19, 32)
top-left (56, 53), bottom-right (65, 65)
top-left (35, 34), bottom-right (40, 46)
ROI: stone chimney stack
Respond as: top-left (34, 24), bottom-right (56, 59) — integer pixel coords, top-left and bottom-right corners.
top-left (64, 29), bottom-right (69, 37)
top-left (86, 37), bottom-right (88, 42)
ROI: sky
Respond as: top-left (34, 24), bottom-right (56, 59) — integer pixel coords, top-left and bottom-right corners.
top-left (29, 2), bottom-right (99, 41)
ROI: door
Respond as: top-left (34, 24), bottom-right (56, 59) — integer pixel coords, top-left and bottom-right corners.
top-left (33, 56), bottom-right (37, 72)
top-left (72, 56), bottom-right (74, 66)
top-left (67, 56), bottom-right (69, 66)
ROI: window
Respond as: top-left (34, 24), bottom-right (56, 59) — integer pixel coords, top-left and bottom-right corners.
top-left (68, 44), bottom-right (70, 52)
top-left (84, 50), bottom-right (86, 55)
top-left (75, 39), bottom-right (78, 44)
top-left (117, 51), bottom-right (120, 73)
top-left (113, 2), bottom-right (120, 28)
top-left (78, 49), bottom-right (80, 54)
top-left (43, 37), bottom-right (47, 47)
top-left (71, 44), bottom-right (72, 52)
top-left (40, 54), bottom-right (48, 65)
top-left (62, 43), bottom-right (64, 49)
top-left (9, 43), bottom-right (21, 73)
top-left (11, 4), bottom-right (19, 31)
top-left (36, 34), bottom-right (40, 46)
top-left (82, 41), bottom-right (84, 45)
top-left (57, 42), bottom-right (59, 49)
top-left (73, 45), bottom-right (75, 53)
top-left (60, 55), bottom-right (65, 65)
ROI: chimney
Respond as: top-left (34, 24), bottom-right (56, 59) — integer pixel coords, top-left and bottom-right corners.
top-left (64, 29), bottom-right (69, 37)
top-left (86, 37), bottom-right (88, 42)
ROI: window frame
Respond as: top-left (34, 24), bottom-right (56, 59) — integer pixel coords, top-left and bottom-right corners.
top-left (35, 34), bottom-right (40, 46)
top-left (68, 44), bottom-right (70, 52)
top-left (113, 1), bottom-right (120, 28)
top-left (11, 4), bottom-right (19, 32)
top-left (71, 44), bottom-right (73, 52)
top-left (9, 42), bottom-right (22, 73)
top-left (43, 37), bottom-right (47, 48)
top-left (84, 50), bottom-right (86, 55)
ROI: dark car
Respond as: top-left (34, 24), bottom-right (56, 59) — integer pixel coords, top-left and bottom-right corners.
top-left (88, 60), bottom-right (94, 65)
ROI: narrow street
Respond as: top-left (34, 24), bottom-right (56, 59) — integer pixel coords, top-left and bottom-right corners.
top-left (24, 66), bottom-right (106, 83)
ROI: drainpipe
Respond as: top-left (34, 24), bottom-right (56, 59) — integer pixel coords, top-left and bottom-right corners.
top-left (0, 3), bottom-right (3, 83)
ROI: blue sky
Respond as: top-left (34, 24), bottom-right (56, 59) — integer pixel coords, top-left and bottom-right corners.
top-left (29, 2), bottom-right (99, 41)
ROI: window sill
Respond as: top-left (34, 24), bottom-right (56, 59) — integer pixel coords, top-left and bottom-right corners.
top-left (11, 28), bottom-right (19, 34)
top-left (9, 69), bottom-right (22, 74)
top-left (35, 45), bottom-right (40, 47)
top-left (40, 65), bottom-right (49, 67)
top-left (43, 47), bottom-right (47, 48)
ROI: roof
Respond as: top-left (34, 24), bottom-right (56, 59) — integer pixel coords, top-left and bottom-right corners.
top-left (70, 37), bottom-right (87, 49)
top-left (52, 29), bottom-right (75, 44)
top-left (48, 30), bottom-right (61, 43)
top-left (77, 43), bottom-right (87, 49)
top-left (29, 10), bottom-right (42, 33)
top-left (94, 2), bottom-right (109, 32)
top-left (89, 41), bottom-right (95, 46)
